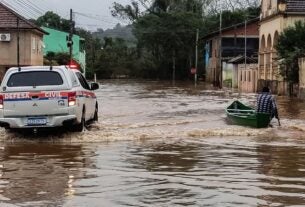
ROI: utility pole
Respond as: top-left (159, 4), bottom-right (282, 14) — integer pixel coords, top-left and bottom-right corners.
top-left (244, 18), bottom-right (247, 72)
top-left (219, 10), bottom-right (223, 88)
top-left (68, 9), bottom-right (74, 65)
top-left (195, 29), bottom-right (199, 86)
top-left (17, 17), bottom-right (20, 67)
top-left (172, 50), bottom-right (176, 85)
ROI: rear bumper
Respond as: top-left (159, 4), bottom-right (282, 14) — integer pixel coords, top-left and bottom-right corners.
top-left (0, 115), bottom-right (78, 129)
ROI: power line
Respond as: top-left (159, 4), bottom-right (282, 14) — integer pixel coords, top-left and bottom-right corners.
top-left (26, 0), bottom-right (47, 14)
top-left (1, 0), bottom-right (35, 19)
top-left (35, 0), bottom-right (51, 12)
top-left (74, 11), bottom-right (120, 25)
top-left (12, 0), bottom-right (41, 17)
top-left (17, 0), bottom-right (44, 16)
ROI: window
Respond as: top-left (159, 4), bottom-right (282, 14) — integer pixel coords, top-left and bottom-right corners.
top-left (76, 72), bottom-right (90, 90)
top-left (32, 37), bottom-right (36, 51)
top-left (7, 71), bottom-right (63, 87)
top-left (69, 70), bottom-right (79, 87)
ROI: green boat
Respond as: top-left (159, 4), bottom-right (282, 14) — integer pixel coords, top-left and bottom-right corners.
top-left (225, 100), bottom-right (271, 128)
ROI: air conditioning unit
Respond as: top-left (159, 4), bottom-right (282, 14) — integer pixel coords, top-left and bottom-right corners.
top-left (0, 34), bottom-right (11, 42)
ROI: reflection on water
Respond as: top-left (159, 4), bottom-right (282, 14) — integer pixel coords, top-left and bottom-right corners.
top-left (1, 80), bottom-right (305, 206)
top-left (2, 138), bottom-right (305, 206)
top-left (0, 144), bottom-right (95, 206)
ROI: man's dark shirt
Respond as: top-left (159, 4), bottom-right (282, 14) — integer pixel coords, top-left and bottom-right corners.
top-left (256, 92), bottom-right (277, 115)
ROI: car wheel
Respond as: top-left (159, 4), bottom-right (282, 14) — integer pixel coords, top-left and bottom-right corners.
top-left (93, 104), bottom-right (98, 122)
top-left (72, 109), bottom-right (86, 132)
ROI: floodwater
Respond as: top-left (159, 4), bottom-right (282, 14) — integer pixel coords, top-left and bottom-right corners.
top-left (1, 80), bottom-right (305, 207)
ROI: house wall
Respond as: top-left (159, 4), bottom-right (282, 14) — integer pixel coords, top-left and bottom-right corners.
top-left (42, 27), bottom-right (86, 70)
top-left (0, 30), bottom-right (43, 66)
top-left (259, 0), bottom-right (305, 95)
top-left (222, 21), bottom-right (259, 37)
top-left (204, 21), bottom-right (259, 86)
top-left (0, 30), bottom-right (44, 80)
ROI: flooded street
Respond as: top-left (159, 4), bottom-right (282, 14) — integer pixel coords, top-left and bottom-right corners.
top-left (1, 80), bottom-right (305, 206)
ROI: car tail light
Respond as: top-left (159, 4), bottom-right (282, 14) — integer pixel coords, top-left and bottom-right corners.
top-left (68, 92), bottom-right (76, 106)
top-left (0, 95), bottom-right (3, 109)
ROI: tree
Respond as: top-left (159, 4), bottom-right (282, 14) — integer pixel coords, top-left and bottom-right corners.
top-left (44, 52), bottom-right (70, 66)
top-left (111, 0), bottom-right (141, 22)
top-left (276, 21), bottom-right (305, 94)
top-left (36, 11), bottom-right (70, 32)
top-left (111, 0), bottom-right (259, 80)
top-left (133, 11), bottom-right (204, 79)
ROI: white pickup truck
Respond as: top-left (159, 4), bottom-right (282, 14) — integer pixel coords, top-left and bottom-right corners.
top-left (0, 66), bottom-right (99, 132)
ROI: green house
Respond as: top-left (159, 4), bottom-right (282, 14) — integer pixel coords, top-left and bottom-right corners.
top-left (42, 27), bottom-right (86, 72)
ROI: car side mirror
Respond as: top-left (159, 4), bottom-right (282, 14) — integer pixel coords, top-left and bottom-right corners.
top-left (90, 82), bottom-right (99, 90)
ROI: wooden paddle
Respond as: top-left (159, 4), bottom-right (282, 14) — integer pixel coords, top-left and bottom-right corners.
top-left (274, 108), bottom-right (281, 127)
top-left (277, 117), bottom-right (281, 126)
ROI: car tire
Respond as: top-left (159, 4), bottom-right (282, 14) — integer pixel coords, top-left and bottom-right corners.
top-left (93, 104), bottom-right (98, 122)
top-left (72, 109), bottom-right (86, 132)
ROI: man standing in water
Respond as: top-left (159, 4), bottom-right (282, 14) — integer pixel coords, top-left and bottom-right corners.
top-left (256, 86), bottom-right (279, 126)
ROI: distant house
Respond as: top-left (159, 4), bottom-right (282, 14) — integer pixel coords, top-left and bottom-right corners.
top-left (0, 2), bottom-right (48, 80)
top-left (259, 0), bottom-right (305, 95)
top-left (203, 18), bottom-right (259, 92)
top-left (42, 27), bottom-right (86, 73)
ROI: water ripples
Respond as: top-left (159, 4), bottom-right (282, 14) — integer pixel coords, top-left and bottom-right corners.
top-left (1, 80), bottom-right (305, 206)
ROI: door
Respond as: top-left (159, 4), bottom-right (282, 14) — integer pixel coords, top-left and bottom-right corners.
top-left (75, 72), bottom-right (96, 120)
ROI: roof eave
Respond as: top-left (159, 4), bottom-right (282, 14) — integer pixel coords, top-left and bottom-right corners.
top-left (0, 2), bottom-right (48, 35)
top-left (201, 17), bottom-right (259, 41)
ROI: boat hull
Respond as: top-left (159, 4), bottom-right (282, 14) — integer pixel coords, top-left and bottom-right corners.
top-left (226, 101), bottom-right (271, 128)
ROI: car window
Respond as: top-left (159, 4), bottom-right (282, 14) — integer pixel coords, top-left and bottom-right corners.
top-left (69, 70), bottom-right (79, 87)
top-left (7, 71), bottom-right (63, 87)
top-left (76, 72), bottom-right (90, 90)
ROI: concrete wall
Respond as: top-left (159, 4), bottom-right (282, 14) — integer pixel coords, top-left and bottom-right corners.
top-left (257, 79), bottom-right (288, 95)
top-left (299, 58), bottom-right (305, 99)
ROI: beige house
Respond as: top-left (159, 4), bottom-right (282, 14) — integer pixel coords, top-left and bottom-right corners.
top-left (0, 2), bottom-right (47, 79)
top-left (259, 0), bottom-right (305, 94)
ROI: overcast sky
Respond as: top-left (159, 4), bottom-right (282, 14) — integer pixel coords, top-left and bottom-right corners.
top-left (1, 0), bottom-right (133, 31)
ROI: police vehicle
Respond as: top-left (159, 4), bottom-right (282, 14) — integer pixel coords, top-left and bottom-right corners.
top-left (0, 66), bottom-right (99, 132)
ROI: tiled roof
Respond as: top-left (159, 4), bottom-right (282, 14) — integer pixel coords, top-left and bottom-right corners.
top-left (0, 2), bottom-right (47, 34)
top-left (286, 0), bottom-right (305, 13)
top-left (228, 55), bottom-right (258, 64)
top-left (202, 17), bottom-right (259, 40)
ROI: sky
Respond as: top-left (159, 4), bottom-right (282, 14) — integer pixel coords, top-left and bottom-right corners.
top-left (0, 0), bottom-right (133, 31)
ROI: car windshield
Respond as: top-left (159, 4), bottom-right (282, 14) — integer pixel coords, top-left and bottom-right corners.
top-left (7, 71), bottom-right (63, 87)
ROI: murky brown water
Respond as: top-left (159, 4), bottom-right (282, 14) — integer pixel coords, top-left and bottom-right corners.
top-left (1, 80), bottom-right (305, 207)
